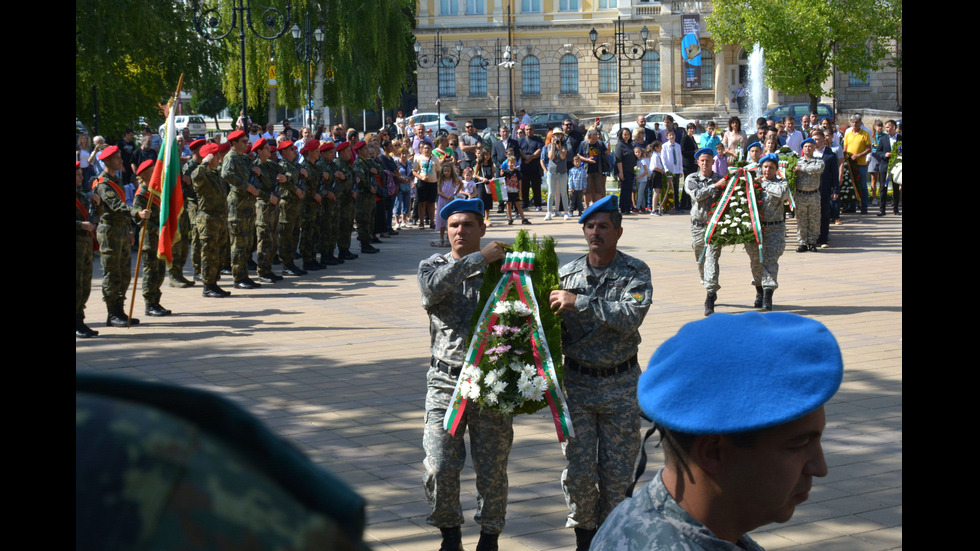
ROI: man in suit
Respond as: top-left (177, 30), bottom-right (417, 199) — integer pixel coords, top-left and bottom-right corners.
top-left (811, 129), bottom-right (839, 249)
top-left (492, 125), bottom-right (520, 213)
top-left (875, 120), bottom-right (901, 216)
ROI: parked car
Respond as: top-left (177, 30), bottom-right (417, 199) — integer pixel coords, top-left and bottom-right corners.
top-left (527, 112), bottom-right (583, 134)
top-left (159, 115), bottom-right (208, 139)
top-left (405, 112), bottom-right (458, 138)
top-left (609, 111), bottom-right (700, 140)
top-left (761, 103), bottom-right (834, 126)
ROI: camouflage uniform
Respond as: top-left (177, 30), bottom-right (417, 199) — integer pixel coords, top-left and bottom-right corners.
top-left (94, 171), bottom-right (141, 313)
top-left (334, 155), bottom-right (356, 252)
top-left (192, 164), bottom-right (229, 287)
top-left (133, 178), bottom-right (167, 307)
top-left (177, 159), bottom-right (202, 278)
top-left (277, 156), bottom-right (303, 270)
top-left (352, 156), bottom-right (376, 245)
top-left (298, 157), bottom-right (322, 266)
top-left (253, 157), bottom-right (281, 278)
top-left (418, 251), bottom-right (514, 534)
top-left (76, 189), bottom-right (95, 322)
top-left (685, 171), bottom-right (724, 291)
top-left (744, 176), bottom-right (789, 290)
top-left (558, 251), bottom-right (653, 530)
top-left (590, 470), bottom-right (765, 551)
top-left (794, 157), bottom-right (825, 247)
top-left (221, 148), bottom-right (257, 283)
top-left (316, 156), bottom-right (340, 258)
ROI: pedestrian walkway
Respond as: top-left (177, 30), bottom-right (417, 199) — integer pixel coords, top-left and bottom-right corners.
top-left (76, 208), bottom-right (902, 550)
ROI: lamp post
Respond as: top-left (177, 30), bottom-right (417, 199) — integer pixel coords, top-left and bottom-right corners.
top-left (589, 16), bottom-right (649, 130)
top-left (471, 38), bottom-right (509, 130)
top-left (414, 30), bottom-right (462, 137)
top-left (192, 0), bottom-right (292, 127)
top-left (291, 12), bottom-right (324, 128)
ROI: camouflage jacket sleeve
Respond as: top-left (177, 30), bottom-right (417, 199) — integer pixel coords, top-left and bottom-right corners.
top-left (759, 178), bottom-right (789, 221)
top-left (795, 157), bottom-right (825, 192)
top-left (221, 151), bottom-right (251, 195)
top-left (253, 160), bottom-right (277, 201)
top-left (277, 159), bottom-right (300, 196)
top-left (316, 160), bottom-right (334, 196)
top-left (96, 175), bottom-right (142, 220)
top-left (192, 166), bottom-right (226, 215)
top-left (558, 252), bottom-right (653, 367)
top-left (352, 158), bottom-right (373, 194)
top-left (685, 172), bottom-right (723, 223)
top-left (418, 251), bottom-right (487, 365)
top-left (132, 181), bottom-right (160, 227)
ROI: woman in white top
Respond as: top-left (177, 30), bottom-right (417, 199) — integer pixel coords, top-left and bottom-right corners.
top-left (722, 116), bottom-right (748, 164)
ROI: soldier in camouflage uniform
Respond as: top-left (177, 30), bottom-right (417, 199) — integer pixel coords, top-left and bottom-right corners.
top-left (316, 141), bottom-right (343, 265)
top-left (418, 199), bottom-right (510, 551)
top-left (76, 162), bottom-right (99, 338)
top-left (547, 194), bottom-right (653, 551)
top-left (298, 140), bottom-right (325, 271)
top-left (333, 141), bottom-right (359, 260)
top-left (351, 140), bottom-right (380, 254)
top-left (94, 145), bottom-right (150, 327)
top-left (133, 160), bottom-right (173, 317)
top-left (793, 138), bottom-right (825, 253)
top-left (221, 130), bottom-right (262, 289)
top-left (590, 313), bottom-right (840, 551)
top-left (193, 142), bottom-right (232, 298)
top-left (173, 139), bottom-right (205, 285)
top-left (684, 148), bottom-right (725, 316)
top-left (276, 140), bottom-right (307, 276)
top-left (745, 154), bottom-right (790, 311)
top-left (250, 138), bottom-right (285, 283)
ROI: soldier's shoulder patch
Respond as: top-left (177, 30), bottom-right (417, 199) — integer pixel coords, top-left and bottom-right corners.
top-left (630, 292), bottom-right (644, 302)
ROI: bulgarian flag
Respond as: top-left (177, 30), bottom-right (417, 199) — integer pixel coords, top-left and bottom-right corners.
top-left (149, 99), bottom-right (184, 265)
top-left (488, 177), bottom-right (507, 202)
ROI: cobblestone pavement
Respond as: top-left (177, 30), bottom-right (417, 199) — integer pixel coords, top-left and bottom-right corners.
top-left (77, 207), bottom-right (902, 550)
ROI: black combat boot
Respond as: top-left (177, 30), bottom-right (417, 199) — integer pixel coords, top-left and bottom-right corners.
top-left (169, 271), bottom-right (195, 288)
top-left (359, 241), bottom-right (379, 254)
top-left (475, 531), bottom-right (499, 551)
top-left (145, 303), bottom-right (173, 316)
top-left (320, 252), bottom-right (343, 265)
top-left (704, 291), bottom-right (717, 317)
top-left (339, 248), bottom-right (359, 260)
top-left (574, 527), bottom-right (597, 551)
top-left (76, 314), bottom-right (99, 338)
top-left (754, 286), bottom-right (764, 309)
top-left (439, 526), bottom-right (463, 551)
top-left (763, 288), bottom-right (774, 311)
top-left (282, 263), bottom-right (307, 276)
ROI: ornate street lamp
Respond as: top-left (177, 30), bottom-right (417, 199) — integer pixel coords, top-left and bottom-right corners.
top-left (291, 12), bottom-right (324, 128)
top-left (590, 17), bottom-right (649, 129)
top-left (414, 30), bottom-right (463, 137)
top-left (192, 0), bottom-right (292, 126)
top-left (471, 38), bottom-right (510, 130)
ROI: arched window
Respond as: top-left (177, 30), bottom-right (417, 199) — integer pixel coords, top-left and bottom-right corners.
top-left (599, 55), bottom-right (616, 93)
top-left (522, 55), bottom-right (540, 95)
top-left (560, 54), bottom-right (578, 94)
top-left (469, 57), bottom-right (487, 96)
top-left (439, 58), bottom-right (456, 97)
top-left (701, 49), bottom-right (714, 90)
top-left (642, 51), bottom-right (660, 92)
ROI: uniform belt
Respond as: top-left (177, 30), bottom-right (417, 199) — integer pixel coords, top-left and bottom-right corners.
top-left (566, 355), bottom-right (637, 377)
top-left (692, 221), bottom-right (707, 228)
top-left (797, 188), bottom-right (820, 195)
top-left (763, 220), bottom-right (785, 226)
top-left (431, 357), bottom-right (461, 377)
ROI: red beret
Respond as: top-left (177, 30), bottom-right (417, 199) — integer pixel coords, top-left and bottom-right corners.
top-left (250, 138), bottom-right (268, 153)
top-left (188, 139), bottom-right (206, 151)
top-left (278, 140), bottom-right (294, 150)
top-left (335, 141), bottom-right (351, 152)
top-left (227, 130), bottom-right (246, 142)
top-left (200, 143), bottom-right (220, 156)
top-left (352, 140), bottom-right (366, 151)
top-left (137, 159), bottom-right (155, 175)
top-left (76, 161), bottom-right (81, 169)
top-left (319, 141), bottom-right (335, 152)
top-left (300, 140), bottom-right (320, 155)
top-left (98, 145), bottom-right (120, 161)
top-left (217, 142), bottom-right (231, 153)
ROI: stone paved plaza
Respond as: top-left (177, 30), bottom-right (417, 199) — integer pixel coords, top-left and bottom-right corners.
top-left (76, 205), bottom-right (902, 550)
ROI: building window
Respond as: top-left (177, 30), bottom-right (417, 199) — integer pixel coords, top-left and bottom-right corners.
top-left (465, 0), bottom-right (485, 14)
top-left (560, 54), bottom-right (578, 94)
top-left (849, 72), bottom-right (870, 87)
top-left (522, 0), bottom-right (542, 13)
top-left (701, 49), bottom-right (714, 90)
top-left (440, 0), bottom-right (458, 15)
top-left (469, 57), bottom-right (487, 96)
top-left (599, 55), bottom-right (616, 93)
top-left (439, 58), bottom-right (456, 97)
top-left (559, 0), bottom-right (579, 10)
top-left (597, 0), bottom-right (613, 8)
top-left (522, 55), bottom-right (540, 94)
top-left (641, 51), bottom-right (660, 92)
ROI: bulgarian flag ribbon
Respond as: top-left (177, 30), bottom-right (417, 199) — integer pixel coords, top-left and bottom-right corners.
top-left (488, 177), bottom-right (507, 202)
top-left (150, 98), bottom-right (184, 265)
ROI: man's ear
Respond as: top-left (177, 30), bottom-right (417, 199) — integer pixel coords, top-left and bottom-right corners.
top-left (692, 434), bottom-right (724, 475)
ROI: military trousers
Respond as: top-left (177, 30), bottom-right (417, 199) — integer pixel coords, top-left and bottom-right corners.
top-left (197, 212), bottom-right (227, 286)
top-left (423, 366), bottom-right (513, 534)
top-left (278, 199), bottom-right (302, 266)
top-left (745, 223), bottom-right (786, 290)
top-left (97, 223), bottom-right (132, 309)
top-left (338, 198), bottom-right (354, 250)
top-left (299, 199), bottom-right (321, 263)
top-left (228, 212), bottom-right (256, 283)
top-left (560, 364), bottom-right (641, 530)
top-left (796, 191), bottom-right (821, 246)
top-left (354, 196), bottom-right (375, 243)
top-left (77, 233), bottom-right (94, 317)
top-left (318, 197), bottom-right (339, 256)
top-left (255, 200), bottom-right (279, 276)
top-left (169, 208), bottom-right (192, 278)
top-left (691, 224), bottom-right (722, 292)
top-left (140, 228), bottom-right (166, 305)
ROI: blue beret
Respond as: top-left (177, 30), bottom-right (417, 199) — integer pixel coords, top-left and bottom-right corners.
top-left (579, 194), bottom-right (618, 224)
top-left (694, 147), bottom-right (714, 159)
top-left (639, 312), bottom-right (843, 434)
top-left (439, 198), bottom-right (485, 221)
top-left (747, 141), bottom-right (763, 151)
top-left (759, 153), bottom-right (780, 166)
top-left (801, 138), bottom-right (815, 147)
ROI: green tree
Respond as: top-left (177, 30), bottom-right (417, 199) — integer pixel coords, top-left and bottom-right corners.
top-left (76, 0), bottom-right (223, 140)
top-left (706, 0), bottom-right (902, 113)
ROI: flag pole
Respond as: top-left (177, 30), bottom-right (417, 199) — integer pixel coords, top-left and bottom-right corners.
top-left (126, 74), bottom-right (185, 328)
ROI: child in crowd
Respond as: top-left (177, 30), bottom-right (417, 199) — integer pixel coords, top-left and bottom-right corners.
top-left (649, 141), bottom-right (666, 216)
top-left (713, 142), bottom-right (728, 175)
top-left (460, 167), bottom-right (477, 199)
top-left (568, 155), bottom-right (587, 217)
top-left (433, 163), bottom-right (461, 247)
top-left (634, 144), bottom-right (651, 213)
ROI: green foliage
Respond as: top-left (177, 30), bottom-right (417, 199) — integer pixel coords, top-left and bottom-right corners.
top-left (76, 0), bottom-right (224, 140)
top-left (707, 0), bottom-right (902, 110)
